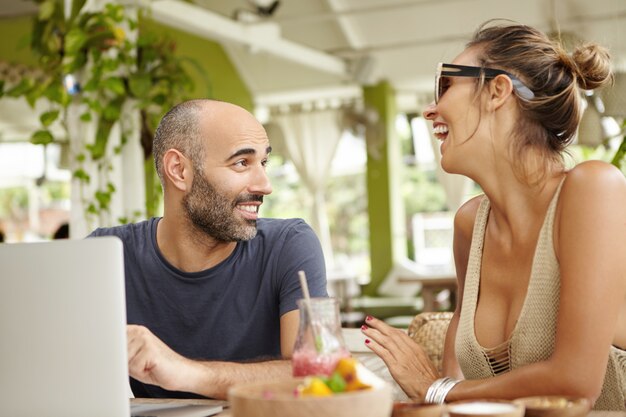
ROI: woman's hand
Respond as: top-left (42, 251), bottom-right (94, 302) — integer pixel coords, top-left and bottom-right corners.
top-left (361, 316), bottom-right (440, 400)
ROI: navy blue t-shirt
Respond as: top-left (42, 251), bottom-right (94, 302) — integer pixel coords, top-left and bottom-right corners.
top-left (89, 217), bottom-right (327, 398)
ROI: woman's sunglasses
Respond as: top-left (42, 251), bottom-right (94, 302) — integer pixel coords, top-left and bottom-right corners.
top-left (435, 63), bottom-right (535, 104)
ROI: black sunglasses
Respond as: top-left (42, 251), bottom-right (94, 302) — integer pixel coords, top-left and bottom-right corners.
top-left (435, 63), bottom-right (535, 104)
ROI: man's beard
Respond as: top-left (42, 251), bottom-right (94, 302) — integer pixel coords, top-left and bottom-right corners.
top-left (182, 170), bottom-right (262, 242)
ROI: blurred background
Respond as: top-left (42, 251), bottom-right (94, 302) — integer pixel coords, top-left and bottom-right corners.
top-left (1, 0), bottom-right (625, 323)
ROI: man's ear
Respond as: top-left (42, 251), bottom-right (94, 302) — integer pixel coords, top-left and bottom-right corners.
top-left (488, 74), bottom-right (514, 111)
top-left (162, 149), bottom-right (192, 191)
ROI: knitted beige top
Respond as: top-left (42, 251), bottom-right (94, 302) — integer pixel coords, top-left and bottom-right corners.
top-left (455, 181), bottom-right (626, 410)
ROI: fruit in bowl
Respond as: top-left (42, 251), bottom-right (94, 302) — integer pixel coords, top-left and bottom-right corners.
top-left (228, 358), bottom-right (392, 417)
top-left (297, 357), bottom-right (372, 397)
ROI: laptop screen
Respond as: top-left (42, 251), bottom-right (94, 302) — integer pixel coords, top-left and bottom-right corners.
top-left (0, 237), bottom-right (129, 417)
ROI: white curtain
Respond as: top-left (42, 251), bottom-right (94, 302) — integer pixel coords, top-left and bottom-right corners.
top-left (272, 109), bottom-right (344, 267)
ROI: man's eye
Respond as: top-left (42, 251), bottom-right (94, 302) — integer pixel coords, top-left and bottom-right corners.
top-left (234, 160), bottom-right (247, 167)
top-left (262, 159), bottom-right (269, 167)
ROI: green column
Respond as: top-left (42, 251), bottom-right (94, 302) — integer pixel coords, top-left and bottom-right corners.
top-left (362, 81), bottom-right (406, 296)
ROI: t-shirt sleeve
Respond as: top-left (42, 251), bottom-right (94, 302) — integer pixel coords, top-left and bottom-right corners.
top-left (87, 227), bottom-right (108, 238)
top-left (276, 220), bottom-right (328, 316)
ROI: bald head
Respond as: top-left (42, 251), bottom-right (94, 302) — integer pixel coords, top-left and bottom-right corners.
top-left (153, 99), bottom-right (263, 185)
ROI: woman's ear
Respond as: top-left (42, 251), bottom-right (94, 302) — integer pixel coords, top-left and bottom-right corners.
top-left (162, 149), bottom-right (193, 191)
top-left (488, 74), bottom-right (514, 111)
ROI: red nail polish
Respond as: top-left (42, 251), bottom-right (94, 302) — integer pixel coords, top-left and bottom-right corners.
top-left (366, 315), bottom-right (373, 321)
top-left (361, 325), bottom-right (368, 330)
top-left (365, 339), bottom-right (371, 344)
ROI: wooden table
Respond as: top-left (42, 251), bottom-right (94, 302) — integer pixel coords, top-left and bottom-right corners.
top-left (132, 398), bottom-right (626, 417)
top-left (212, 408), bottom-right (626, 417)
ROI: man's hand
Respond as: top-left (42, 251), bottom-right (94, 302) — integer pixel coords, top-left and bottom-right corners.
top-left (127, 324), bottom-right (196, 393)
top-left (127, 324), bottom-right (292, 399)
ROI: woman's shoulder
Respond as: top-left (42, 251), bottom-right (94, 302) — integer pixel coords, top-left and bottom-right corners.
top-left (565, 160), bottom-right (626, 190)
top-left (566, 161), bottom-right (626, 185)
top-left (454, 194), bottom-right (485, 243)
top-left (557, 160), bottom-right (626, 227)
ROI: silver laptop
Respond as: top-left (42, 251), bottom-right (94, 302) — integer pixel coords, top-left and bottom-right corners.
top-left (0, 237), bottom-right (224, 417)
top-left (0, 237), bottom-right (129, 417)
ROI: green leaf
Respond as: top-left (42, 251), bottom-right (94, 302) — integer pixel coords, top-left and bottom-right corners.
top-left (25, 91), bottom-right (39, 108)
top-left (73, 168), bottom-right (90, 183)
top-left (102, 102), bottom-right (121, 122)
top-left (102, 77), bottom-right (126, 95)
top-left (101, 58), bottom-right (119, 72)
top-left (325, 372), bottom-right (347, 393)
top-left (65, 27), bottom-right (88, 54)
top-left (6, 78), bottom-right (33, 97)
top-left (44, 32), bottom-right (62, 54)
top-left (43, 82), bottom-right (65, 104)
top-left (80, 112), bottom-right (92, 122)
top-left (107, 182), bottom-right (116, 193)
top-left (87, 203), bottom-right (98, 214)
top-left (38, 0), bottom-right (56, 20)
top-left (151, 94), bottom-right (166, 106)
top-left (81, 78), bottom-right (97, 92)
top-left (90, 118), bottom-right (115, 160)
top-left (95, 190), bottom-right (111, 210)
top-left (69, 0), bottom-right (87, 23)
top-left (62, 54), bottom-right (85, 74)
top-left (129, 73), bottom-right (152, 97)
top-left (40, 110), bottom-right (60, 127)
top-left (30, 129), bottom-right (54, 145)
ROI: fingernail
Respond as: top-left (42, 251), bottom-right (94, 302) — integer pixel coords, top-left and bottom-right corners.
top-left (366, 315), bottom-right (373, 321)
top-left (365, 339), bottom-right (371, 344)
top-left (361, 325), bottom-right (368, 330)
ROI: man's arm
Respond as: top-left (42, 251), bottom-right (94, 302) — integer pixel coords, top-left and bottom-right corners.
top-left (127, 311), bottom-right (299, 400)
top-left (280, 309), bottom-right (300, 358)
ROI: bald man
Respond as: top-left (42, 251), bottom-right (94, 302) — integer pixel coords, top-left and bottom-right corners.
top-left (89, 99), bottom-right (327, 399)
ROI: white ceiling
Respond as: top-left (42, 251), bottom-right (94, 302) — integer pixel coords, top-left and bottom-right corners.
top-left (1, 0), bottom-right (625, 111)
top-left (178, 0), bottom-right (626, 110)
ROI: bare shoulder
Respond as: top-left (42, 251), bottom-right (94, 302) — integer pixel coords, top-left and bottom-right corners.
top-left (561, 161), bottom-right (626, 205)
top-left (454, 194), bottom-right (484, 243)
top-left (557, 160), bottom-right (626, 240)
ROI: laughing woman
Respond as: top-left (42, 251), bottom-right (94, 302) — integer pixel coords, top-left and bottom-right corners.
top-left (362, 21), bottom-right (626, 410)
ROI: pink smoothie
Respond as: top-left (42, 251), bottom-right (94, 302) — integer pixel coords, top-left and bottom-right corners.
top-left (292, 348), bottom-right (350, 377)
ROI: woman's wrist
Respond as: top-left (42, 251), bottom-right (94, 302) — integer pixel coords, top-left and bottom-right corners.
top-left (424, 377), bottom-right (461, 404)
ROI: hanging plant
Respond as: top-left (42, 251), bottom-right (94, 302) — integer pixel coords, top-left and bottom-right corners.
top-left (610, 121), bottom-right (626, 173)
top-left (1, 0), bottom-right (195, 223)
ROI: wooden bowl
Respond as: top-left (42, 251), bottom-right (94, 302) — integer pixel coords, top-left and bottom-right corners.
top-left (392, 401), bottom-right (445, 417)
top-left (513, 396), bottom-right (590, 417)
top-left (448, 400), bottom-right (525, 417)
top-left (229, 368), bottom-right (392, 417)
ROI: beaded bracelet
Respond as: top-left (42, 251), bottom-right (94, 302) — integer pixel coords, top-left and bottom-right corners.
top-left (424, 377), bottom-right (461, 404)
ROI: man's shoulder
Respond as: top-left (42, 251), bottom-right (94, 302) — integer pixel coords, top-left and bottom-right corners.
top-left (88, 218), bottom-right (156, 240)
top-left (256, 218), bottom-right (315, 240)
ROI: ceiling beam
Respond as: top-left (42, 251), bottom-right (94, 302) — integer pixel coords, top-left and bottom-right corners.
top-left (149, 0), bottom-right (349, 76)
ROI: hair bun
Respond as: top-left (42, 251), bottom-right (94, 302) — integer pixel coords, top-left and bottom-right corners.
top-left (571, 43), bottom-right (613, 90)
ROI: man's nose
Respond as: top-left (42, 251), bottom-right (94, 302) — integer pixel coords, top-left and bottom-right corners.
top-left (422, 101), bottom-right (437, 120)
top-left (250, 166), bottom-right (273, 195)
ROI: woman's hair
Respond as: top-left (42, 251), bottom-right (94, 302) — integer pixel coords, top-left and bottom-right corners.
top-left (467, 20), bottom-right (613, 183)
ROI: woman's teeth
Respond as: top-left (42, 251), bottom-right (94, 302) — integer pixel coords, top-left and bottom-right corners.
top-left (433, 125), bottom-right (449, 135)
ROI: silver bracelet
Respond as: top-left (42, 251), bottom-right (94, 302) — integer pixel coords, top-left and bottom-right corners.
top-left (424, 377), bottom-right (461, 404)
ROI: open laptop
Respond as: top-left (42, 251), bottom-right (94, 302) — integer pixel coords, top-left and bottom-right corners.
top-left (0, 237), bottom-right (223, 417)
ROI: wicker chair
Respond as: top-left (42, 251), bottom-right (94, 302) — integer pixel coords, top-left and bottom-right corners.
top-left (407, 311), bottom-right (453, 374)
